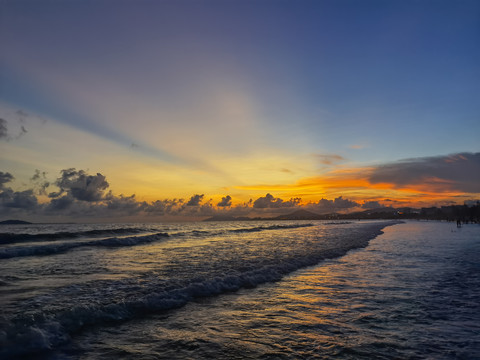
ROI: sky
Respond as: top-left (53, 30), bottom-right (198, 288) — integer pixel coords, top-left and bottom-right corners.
top-left (1, 0), bottom-right (479, 221)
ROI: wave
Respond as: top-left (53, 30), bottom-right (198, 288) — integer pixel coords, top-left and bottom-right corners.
top-left (0, 227), bottom-right (151, 245)
top-left (0, 221), bottom-right (400, 358)
top-left (0, 223), bottom-right (314, 259)
top-left (172, 223), bottom-right (316, 238)
top-left (228, 223), bottom-right (315, 233)
top-left (0, 223), bottom-right (315, 245)
top-left (0, 232), bottom-right (169, 259)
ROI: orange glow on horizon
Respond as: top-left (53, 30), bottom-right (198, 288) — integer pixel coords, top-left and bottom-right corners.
top-left (235, 168), bottom-right (478, 208)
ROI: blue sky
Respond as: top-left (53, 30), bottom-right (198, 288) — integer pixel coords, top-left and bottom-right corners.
top-left (1, 0), bottom-right (479, 219)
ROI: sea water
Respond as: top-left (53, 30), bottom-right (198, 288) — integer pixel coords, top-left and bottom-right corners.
top-left (0, 220), bottom-right (478, 359)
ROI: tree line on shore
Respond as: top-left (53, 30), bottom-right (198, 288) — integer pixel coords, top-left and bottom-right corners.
top-left (334, 203), bottom-right (480, 223)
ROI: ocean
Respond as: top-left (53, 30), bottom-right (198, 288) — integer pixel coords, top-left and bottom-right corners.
top-left (0, 220), bottom-right (479, 359)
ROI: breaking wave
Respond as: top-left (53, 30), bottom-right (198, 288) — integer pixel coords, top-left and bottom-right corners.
top-left (228, 223), bottom-right (315, 233)
top-left (0, 227), bottom-right (151, 245)
top-left (0, 233), bottom-right (169, 259)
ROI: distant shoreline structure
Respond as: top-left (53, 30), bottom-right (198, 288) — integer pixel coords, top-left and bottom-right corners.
top-left (204, 205), bottom-right (480, 223)
top-left (1, 203), bottom-right (478, 224)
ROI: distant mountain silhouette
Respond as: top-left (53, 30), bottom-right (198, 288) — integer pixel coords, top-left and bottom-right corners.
top-left (0, 219), bottom-right (32, 225)
top-left (273, 209), bottom-right (323, 220)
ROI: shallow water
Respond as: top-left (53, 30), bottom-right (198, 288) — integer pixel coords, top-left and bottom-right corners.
top-left (1, 220), bottom-right (479, 359)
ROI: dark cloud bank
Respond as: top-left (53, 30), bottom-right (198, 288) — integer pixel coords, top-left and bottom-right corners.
top-left (0, 168), bottom-right (360, 221)
top-left (1, 152), bottom-right (479, 221)
top-left (369, 153), bottom-right (480, 193)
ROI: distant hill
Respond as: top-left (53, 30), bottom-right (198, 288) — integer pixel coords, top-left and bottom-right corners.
top-left (0, 219), bottom-right (32, 225)
top-left (274, 209), bottom-right (323, 220)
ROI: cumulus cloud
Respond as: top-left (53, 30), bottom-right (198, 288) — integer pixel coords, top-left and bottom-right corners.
top-left (253, 193), bottom-right (301, 208)
top-left (46, 195), bottom-right (75, 212)
top-left (144, 199), bottom-right (181, 215)
top-left (0, 171), bottom-right (14, 188)
top-left (0, 171), bottom-right (39, 213)
top-left (186, 194), bottom-right (204, 206)
top-left (307, 196), bottom-right (359, 213)
top-left (362, 200), bottom-right (383, 209)
top-left (0, 168), bottom-right (183, 218)
top-left (0, 188), bottom-right (38, 209)
top-left (53, 168), bottom-right (109, 201)
top-left (197, 201), bottom-right (216, 216)
top-left (105, 193), bottom-right (146, 215)
top-left (3, 152), bottom-right (477, 220)
top-left (332, 196), bottom-right (359, 209)
top-left (217, 195), bottom-right (232, 207)
top-left (369, 152), bottom-right (480, 193)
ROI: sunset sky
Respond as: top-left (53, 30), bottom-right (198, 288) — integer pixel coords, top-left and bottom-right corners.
top-left (1, 0), bottom-right (479, 221)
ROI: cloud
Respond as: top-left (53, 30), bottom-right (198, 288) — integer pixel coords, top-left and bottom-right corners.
top-left (16, 109), bottom-right (29, 119)
top-left (306, 196), bottom-right (359, 214)
top-left (0, 117), bottom-right (28, 140)
top-left (2, 153), bottom-right (478, 220)
top-left (217, 195), bottom-right (232, 207)
top-left (144, 199), bottom-right (180, 215)
top-left (253, 193), bottom-right (301, 208)
top-left (0, 188), bottom-right (38, 210)
top-left (53, 168), bottom-right (109, 201)
top-left (45, 192), bottom-right (147, 217)
top-left (46, 195), bottom-right (75, 212)
top-left (0, 171), bottom-right (14, 188)
top-left (314, 154), bottom-right (345, 165)
top-left (16, 125), bottom-right (27, 139)
top-left (30, 170), bottom-right (50, 195)
top-left (15, 108), bottom-right (47, 124)
top-left (0, 119), bottom-right (9, 140)
top-left (197, 201), bottom-right (216, 216)
top-left (362, 200), bottom-right (383, 209)
top-left (0, 171), bottom-right (39, 213)
top-left (1, 169), bottom-right (231, 218)
top-left (186, 194), bottom-right (204, 206)
top-left (369, 152), bottom-right (480, 193)
top-left (349, 144), bottom-right (369, 149)
top-left (332, 196), bottom-right (359, 209)
top-left (105, 193), bottom-right (146, 215)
